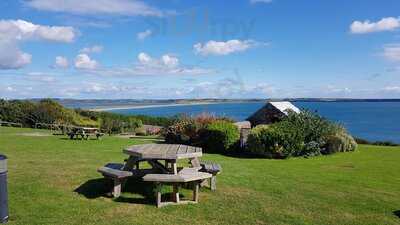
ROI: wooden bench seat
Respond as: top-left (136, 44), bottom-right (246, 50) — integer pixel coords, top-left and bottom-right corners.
top-left (143, 171), bottom-right (211, 183)
top-left (142, 171), bottom-right (212, 207)
top-left (201, 162), bottom-right (222, 174)
top-left (200, 161), bottom-right (222, 191)
top-left (97, 163), bottom-right (133, 198)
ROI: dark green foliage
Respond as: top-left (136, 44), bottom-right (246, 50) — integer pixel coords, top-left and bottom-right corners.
top-left (164, 116), bottom-right (203, 145)
top-left (201, 121), bottom-right (240, 153)
top-left (246, 124), bottom-right (305, 158)
top-left (75, 108), bottom-right (176, 127)
top-left (129, 114), bottom-right (175, 127)
top-left (246, 125), bottom-right (287, 158)
top-left (96, 112), bottom-right (143, 135)
top-left (247, 110), bottom-right (357, 158)
top-left (134, 127), bottom-right (147, 136)
top-left (0, 99), bottom-right (98, 127)
top-left (163, 113), bottom-right (239, 153)
top-left (0, 99), bottom-right (146, 134)
top-left (355, 137), bottom-right (399, 146)
top-left (301, 141), bottom-right (322, 157)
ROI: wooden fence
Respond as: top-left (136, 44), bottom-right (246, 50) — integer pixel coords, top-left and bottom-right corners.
top-left (0, 121), bottom-right (23, 128)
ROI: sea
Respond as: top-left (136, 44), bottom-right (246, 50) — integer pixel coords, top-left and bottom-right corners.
top-left (109, 102), bottom-right (400, 143)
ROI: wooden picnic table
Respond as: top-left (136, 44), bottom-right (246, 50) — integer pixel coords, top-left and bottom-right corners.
top-left (99, 144), bottom-right (219, 207)
top-left (122, 144), bottom-right (202, 174)
top-left (68, 127), bottom-right (104, 140)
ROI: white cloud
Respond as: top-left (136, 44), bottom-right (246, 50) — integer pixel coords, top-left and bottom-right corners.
top-left (250, 0), bottom-right (272, 4)
top-left (0, 19), bottom-right (76, 69)
top-left (350, 17), bottom-right (400, 34)
top-left (383, 86), bottom-right (400, 92)
top-left (194, 40), bottom-right (265, 56)
top-left (0, 40), bottom-right (32, 69)
top-left (326, 85), bottom-right (352, 94)
top-left (54, 56), bottom-right (69, 68)
top-left (74, 54), bottom-right (99, 70)
top-left (161, 55), bottom-right (179, 68)
top-left (85, 83), bottom-right (107, 93)
top-left (6, 86), bottom-right (15, 92)
top-left (27, 72), bottom-right (57, 82)
top-left (137, 29), bottom-right (152, 40)
top-left (383, 44), bottom-right (400, 62)
top-left (137, 52), bottom-right (179, 69)
top-left (85, 52), bottom-right (213, 76)
top-left (0, 19), bottom-right (76, 42)
top-left (80, 45), bottom-right (103, 54)
top-left (26, 0), bottom-right (163, 17)
top-left (133, 52), bottom-right (208, 75)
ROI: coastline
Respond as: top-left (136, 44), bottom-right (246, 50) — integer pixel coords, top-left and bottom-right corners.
top-left (89, 102), bottom-right (227, 111)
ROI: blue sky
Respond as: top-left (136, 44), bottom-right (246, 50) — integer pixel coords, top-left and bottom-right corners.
top-left (1, 0), bottom-right (400, 99)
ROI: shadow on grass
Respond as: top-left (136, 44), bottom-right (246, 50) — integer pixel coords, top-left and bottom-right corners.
top-left (222, 151), bottom-right (270, 159)
top-left (75, 177), bottom-right (193, 206)
top-left (74, 177), bottom-right (157, 205)
top-left (394, 210), bottom-right (400, 219)
top-left (74, 178), bottom-right (111, 199)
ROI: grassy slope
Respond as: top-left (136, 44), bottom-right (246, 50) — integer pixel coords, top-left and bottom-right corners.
top-left (0, 127), bottom-right (399, 225)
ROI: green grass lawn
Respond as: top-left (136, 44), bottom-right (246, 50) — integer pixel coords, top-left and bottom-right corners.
top-left (0, 126), bottom-right (399, 225)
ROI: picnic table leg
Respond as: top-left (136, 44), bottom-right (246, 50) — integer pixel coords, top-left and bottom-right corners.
top-left (113, 179), bottom-right (122, 198)
top-left (210, 175), bottom-right (217, 191)
top-left (193, 181), bottom-right (199, 203)
top-left (171, 160), bottom-right (178, 174)
top-left (156, 183), bottom-right (162, 208)
top-left (172, 184), bottom-right (180, 203)
top-left (164, 160), bottom-right (169, 170)
top-left (123, 156), bottom-right (139, 171)
top-left (135, 161), bottom-right (140, 169)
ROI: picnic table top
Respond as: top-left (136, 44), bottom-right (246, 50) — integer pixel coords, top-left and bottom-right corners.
top-left (123, 144), bottom-right (202, 160)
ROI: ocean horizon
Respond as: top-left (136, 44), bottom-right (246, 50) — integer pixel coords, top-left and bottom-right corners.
top-left (109, 101), bottom-right (400, 144)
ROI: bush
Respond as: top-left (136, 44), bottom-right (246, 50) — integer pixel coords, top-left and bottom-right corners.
top-left (97, 112), bottom-right (143, 135)
top-left (0, 99), bottom-right (99, 127)
top-left (163, 113), bottom-right (224, 145)
top-left (301, 141), bottom-right (322, 157)
top-left (354, 137), bottom-right (399, 146)
top-left (246, 110), bottom-right (357, 158)
top-left (324, 132), bottom-right (357, 154)
top-left (246, 125), bottom-right (303, 158)
top-left (135, 127), bottom-right (147, 136)
top-left (201, 120), bottom-right (240, 153)
top-left (163, 116), bottom-right (198, 144)
top-left (246, 125), bottom-right (285, 158)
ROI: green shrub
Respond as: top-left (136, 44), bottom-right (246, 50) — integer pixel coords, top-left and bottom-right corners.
top-left (201, 120), bottom-right (240, 153)
top-left (246, 110), bottom-right (357, 158)
top-left (324, 132), bottom-right (357, 154)
top-left (246, 125), bottom-right (302, 158)
top-left (163, 113), bottom-right (226, 145)
top-left (354, 137), bottom-right (399, 146)
top-left (135, 127), bottom-right (147, 136)
top-left (0, 99), bottom-right (99, 127)
top-left (164, 116), bottom-right (198, 144)
top-left (301, 141), bottom-right (321, 157)
top-left (280, 110), bottom-right (344, 146)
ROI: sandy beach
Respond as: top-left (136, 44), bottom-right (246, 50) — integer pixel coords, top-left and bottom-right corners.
top-left (89, 102), bottom-right (222, 111)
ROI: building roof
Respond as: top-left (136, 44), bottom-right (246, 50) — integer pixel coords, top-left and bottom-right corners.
top-left (246, 101), bottom-right (301, 126)
top-left (269, 101), bottom-right (300, 115)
